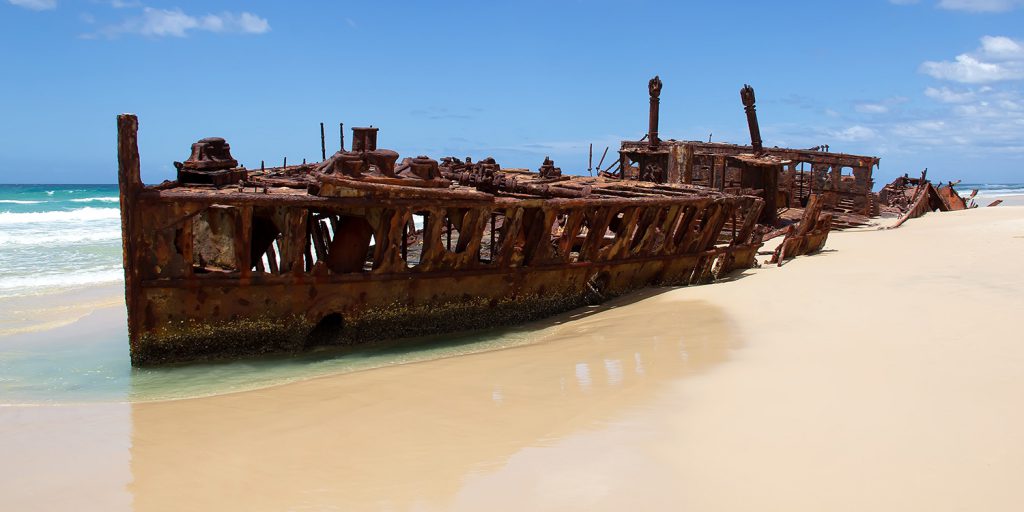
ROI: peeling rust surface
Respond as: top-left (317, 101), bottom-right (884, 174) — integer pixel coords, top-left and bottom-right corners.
top-left (769, 195), bottom-right (832, 265)
top-left (117, 115), bottom-right (765, 366)
top-left (116, 78), bottom-right (971, 366)
top-left (173, 137), bottom-right (246, 186)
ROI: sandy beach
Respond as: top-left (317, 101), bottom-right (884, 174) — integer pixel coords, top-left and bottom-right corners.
top-left (2, 206), bottom-right (1023, 511)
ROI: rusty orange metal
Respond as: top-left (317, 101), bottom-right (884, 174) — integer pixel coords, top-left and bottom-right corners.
top-left (117, 115), bottom-right (765, 365)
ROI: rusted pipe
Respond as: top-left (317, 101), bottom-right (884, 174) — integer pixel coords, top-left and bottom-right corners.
top-left (740, 84), bottom-right (763, 154)
top-left (648, 76), bottom-right (662, 148)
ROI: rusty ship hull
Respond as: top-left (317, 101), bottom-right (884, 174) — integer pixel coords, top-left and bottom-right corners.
top-left (117, 115), bottom-right (765, 365)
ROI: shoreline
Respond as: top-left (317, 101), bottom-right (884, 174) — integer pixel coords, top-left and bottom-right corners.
top-left (1, 206), bottom-right (1023, 510)
top-left (2, 282), bottom-right (708, 406)
top-left (0, 283), bottom-right (124, 337)
top-left (2, 202), bottom-right (1021, 406)
top-left (973, 192), bottom-right (1024, 207)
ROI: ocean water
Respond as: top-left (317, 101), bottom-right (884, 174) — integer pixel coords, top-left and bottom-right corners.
top-left (960, 183), bottom-right (1024, 203)
top-left (0, 184), bottom-right (123, 299)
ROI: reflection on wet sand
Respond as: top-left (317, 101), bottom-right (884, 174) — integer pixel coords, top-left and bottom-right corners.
top-left (128, 299), bottom-right (736, 511)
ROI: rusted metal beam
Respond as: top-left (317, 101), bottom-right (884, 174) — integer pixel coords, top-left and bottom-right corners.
top-left (117, 113), bottom-right (144, 358)
top-left (769, 195), bottom-right (832, 265)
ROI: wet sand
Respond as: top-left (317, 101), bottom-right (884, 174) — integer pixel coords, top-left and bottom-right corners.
top-left (2, 206), bottom-right (1023, 511)
top-left (0, 283), bottom-right (123, 336)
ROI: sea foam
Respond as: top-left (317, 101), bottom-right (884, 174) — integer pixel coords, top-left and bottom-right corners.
top-left (69, 197), bottom-right (119, 203)
top-left (0, 268), bottom-right (123, 296)
top-left (974, 187), bottom-right (1024, 198)
top-left (0, 228), bottom-right (122, 246)
top-left (0, 207), bottom-right (120, 225)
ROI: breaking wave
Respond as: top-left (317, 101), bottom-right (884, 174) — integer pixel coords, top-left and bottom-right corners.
top-left (0, 228), bottom-right (122, 246)
top-left (0, 187), bottom-right (125, 300)
top-left (962, 184), bottom-right (1024, 193)
top-left (69, 197), bottom-right (119, 203)
top-left (0, 268), bottom-right (123, 296)
top-left (0, 207), bottom-right (120, 225)
top-left (975, 188), bottom-right (1024, 198)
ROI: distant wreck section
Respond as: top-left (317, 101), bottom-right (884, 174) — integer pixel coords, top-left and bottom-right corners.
top-left (610, 79), bottom-right (972, 233)
top-left (117, 78), bottom-right (972, 365)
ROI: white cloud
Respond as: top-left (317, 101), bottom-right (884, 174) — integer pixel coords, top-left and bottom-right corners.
top-left (937, 0), bottom-right (1024, 11)
top-left (235, 12), bottom-right (269, 34)
top-left (920, 36), bottom-right (1024, 83)
top-left (893, 85), bottom-right (1024, 154)
top-left (137, 8), bottom-right (197, 37)
top-left (850, 96), bottom-right (907, 116)
top-left (830, 125), bottom-right (878, 141)
top-left (892, 0), bottom-right (1024, 12)
top-left (778, 84), bottom-right (1024, 159)
top-left (920, 54), bottom-right (1021, 82)
top-left (924, 86), bottom-right (976, 103)
top-left (7, 0), bottom-right (56, 10)
top-left (998, 98), bottom-right (1024, 110)
top-left (891, 120), bottom-right (947, 139)
top-left (855, 103), bottom-right (889, 114)
top-left (92, 7), bottom-right (270, 38)
top-left (980, 35), bottom-right (1024, 59)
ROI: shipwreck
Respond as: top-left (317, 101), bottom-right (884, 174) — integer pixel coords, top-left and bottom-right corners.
top-left (117, 78), bottom-right (967, 365)
top-left (117, 82), bottom-right (771, 365)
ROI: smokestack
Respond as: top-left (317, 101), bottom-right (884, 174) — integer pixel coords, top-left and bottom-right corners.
top-left (740, 84), bottom-right (763, 154)
top-left (648, 76), bottom-right (662, 147)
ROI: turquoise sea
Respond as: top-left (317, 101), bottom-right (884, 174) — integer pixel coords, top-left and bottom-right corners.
top-left (961, 183), bottom-right (1024, 204)
top-left (0, 184), bottom-right (122, 299)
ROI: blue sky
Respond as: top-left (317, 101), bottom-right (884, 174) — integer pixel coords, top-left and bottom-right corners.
top-left (1, 0), bottom-right (1022, 185)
